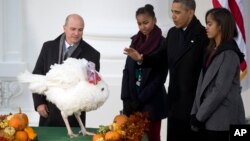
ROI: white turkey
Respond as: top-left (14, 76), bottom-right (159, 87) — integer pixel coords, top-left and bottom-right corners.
top-left (17, 58), bottom-right (109, 138)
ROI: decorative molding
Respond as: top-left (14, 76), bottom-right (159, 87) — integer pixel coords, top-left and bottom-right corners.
top-left (0, 80), bottom-right (22, 108)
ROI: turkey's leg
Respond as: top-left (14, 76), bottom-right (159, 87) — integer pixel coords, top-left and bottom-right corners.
top-left (74, 112), bottom-right (95, 136)
top-left (61, 112), bottom-right (78, 138)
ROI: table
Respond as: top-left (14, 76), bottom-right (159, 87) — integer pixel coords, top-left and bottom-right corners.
top-left (33, 127), bottom-right (148, 141)
top-left (33, 127), bottom-right (94, 141)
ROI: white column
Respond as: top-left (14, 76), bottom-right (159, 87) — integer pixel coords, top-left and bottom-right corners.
top-left (0, 0), bottom-right (26, 78)
top-left (0, 0), bottom-right (26, 114)
top-left (3, 0), bottom-right (23, 62)
top-left (0, 0), bottom-right (4, 61)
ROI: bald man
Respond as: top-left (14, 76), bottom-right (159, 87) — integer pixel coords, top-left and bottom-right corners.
top-left (32, 14), bottom-right (100, 127)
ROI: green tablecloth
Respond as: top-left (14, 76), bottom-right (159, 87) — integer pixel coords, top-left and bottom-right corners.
top-left (33, 127), bottom-right (93, 141)
top-left (33, 127), bottom-right (148, 141)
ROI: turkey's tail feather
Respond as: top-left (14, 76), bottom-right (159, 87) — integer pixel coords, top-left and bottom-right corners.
top-left (17, 70), bottom-right (47, 94)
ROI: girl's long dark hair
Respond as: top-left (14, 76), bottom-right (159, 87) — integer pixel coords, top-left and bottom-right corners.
top-left (206, 8), bottom-right (238, 52)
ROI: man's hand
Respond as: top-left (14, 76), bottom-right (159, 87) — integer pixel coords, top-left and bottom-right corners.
top-left (124, 48), bottom-right (143, 62)
top-left (37, 104), bottom-right (49, 118)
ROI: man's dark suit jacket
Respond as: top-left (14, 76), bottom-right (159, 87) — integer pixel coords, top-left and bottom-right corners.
top-left (32, 33), bottom-right (100, 127)
top-left (143, 16), bottom-right (209, 141)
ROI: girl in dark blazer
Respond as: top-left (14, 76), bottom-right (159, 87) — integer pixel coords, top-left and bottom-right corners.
top-left (121, 4), bottom-right (168, 141)
top-left (190, 8), bottom-right (246, 141)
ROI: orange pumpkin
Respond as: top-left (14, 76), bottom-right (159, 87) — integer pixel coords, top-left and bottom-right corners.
top-left (113, 114), bottom-right (128, 126)
top-left (105, 131), bottom-right (121, 141)
top-left (92, 133), bottom-right (105, 141)
top-left (24, 127), bottom-right (37, 140)
top-left (8, 108), bottom-right (29, 131)
top-left (15, 131), bottom-right (28, 141)
top-left (109, 123), bottom-right (121, 131)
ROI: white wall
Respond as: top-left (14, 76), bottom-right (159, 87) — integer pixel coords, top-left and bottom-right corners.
top-left (0, 0), bottom-right (249, 141)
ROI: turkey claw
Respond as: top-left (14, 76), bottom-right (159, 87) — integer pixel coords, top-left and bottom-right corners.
top-left (78, 130), bottom-right (95, 136)
top-left (68, 133), bottom-right (79, 138)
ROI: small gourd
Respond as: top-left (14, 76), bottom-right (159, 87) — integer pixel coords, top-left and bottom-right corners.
top-left (15, 131), bottom-right (28, 141)
top-left (92, 133), bottom-right (105, 141)
top-left (8, 107), bottom-right (29, 131)
top-left (113, 114), bottom-right (128, 126)
top-left (105, 131), bottom-right (121, 141)
top-left (24, 127), bottom-right (37, 140)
